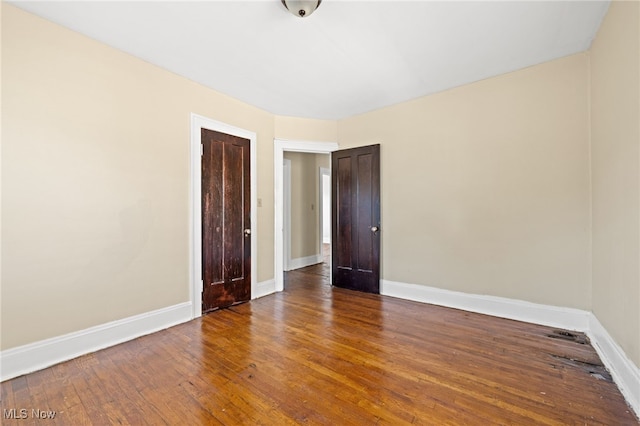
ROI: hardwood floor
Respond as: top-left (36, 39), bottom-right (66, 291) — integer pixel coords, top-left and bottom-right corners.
top-left (1, 263), bottom-right (637, 425)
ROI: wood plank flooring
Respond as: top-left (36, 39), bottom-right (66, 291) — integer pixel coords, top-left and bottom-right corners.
top-left (1, 262), bottom-right (638, 425)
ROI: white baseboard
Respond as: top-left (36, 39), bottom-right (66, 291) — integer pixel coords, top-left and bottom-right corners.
top-left (588, 314), bottom-right (640, 417)
top-left (381, 279), bottom-right (639, 418)
top-left (3, 279), bottom-right (637, 418)
top-left (0, 302), bottom-right (192, 382)
top-left (254, 279), bottom-right (276, 299)
top-left (381, 280), bottom-right (590, 331)
top-left (0, 279), bottom-right (280, 383)
top-left (288, 254), bottom-right (323, 271)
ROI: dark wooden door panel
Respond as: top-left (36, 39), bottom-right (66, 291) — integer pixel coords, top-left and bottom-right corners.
top-left (356, 152), bottom-right (374, 273)
top-left (222, 142), bottom-right (244, 282)
top-left (202, 129), bottom-right (250, 312)
top-left (336, 156), bottom-right (353, 269)
top-left (332, 144), bottom-right (380, 294)
top-left (202, 136), bottom-right (224, 288)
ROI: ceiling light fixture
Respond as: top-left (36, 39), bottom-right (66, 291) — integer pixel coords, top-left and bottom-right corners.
top-left (281, 0), bottom-right (322, 18)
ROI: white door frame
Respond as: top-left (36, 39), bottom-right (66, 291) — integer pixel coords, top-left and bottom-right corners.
top-left (191, 113), bottom-right (257, 319)
top-left (319, 167), bottom-right (331, 250)
top-left (274, 139), bottom-right (339, 292)
top-left (283, 158), bottom-right (292, 271)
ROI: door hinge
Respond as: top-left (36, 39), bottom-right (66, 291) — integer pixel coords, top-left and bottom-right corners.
top-left (200, 143), bottom-right (203, 156)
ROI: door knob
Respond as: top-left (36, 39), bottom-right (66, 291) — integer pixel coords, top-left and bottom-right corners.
top-left (371, 226), bottom-right (379, 233)
top-left (244, 229), bottom-right (251, 236)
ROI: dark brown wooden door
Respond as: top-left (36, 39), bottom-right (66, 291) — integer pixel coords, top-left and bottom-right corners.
top-left (201, 128), bottom-right (250, 312)
top-left (331, 144), bottom-right (380, 293)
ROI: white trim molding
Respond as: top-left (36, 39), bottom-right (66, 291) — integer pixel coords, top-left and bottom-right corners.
top-left (274, 139), bottom-right (339, 292)
top-left (0, 302), bottom-right (192, 382)
top-left (254, 279), bottom-right (276, 299)
top-left (588, 314), bottom-right (640, 417)
top-left (191, 114), bottom-right (258, 319)
top-left (283, 158), bottom-right (292, 272)
top-left (319, 166), bottom-right (331, 247)
top-left (381, 280), bottom-right (591, 331)
top-left (381, 279), bottom-right (640, 418)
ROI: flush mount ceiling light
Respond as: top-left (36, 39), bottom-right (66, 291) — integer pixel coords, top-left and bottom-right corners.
top-left (281, 0), bottom-right (322, 18)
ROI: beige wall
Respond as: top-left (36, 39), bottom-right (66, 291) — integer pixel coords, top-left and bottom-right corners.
top-left (1, 5), bottom-right (275, 350)
top-left (338, 53), bottom-right (591, 310)
top-left (590, 0), bottom-right (640, 366)
top-left (275, 116), bottom-right (337, 142)
top-left (0, 1), bottom-right (4, 338)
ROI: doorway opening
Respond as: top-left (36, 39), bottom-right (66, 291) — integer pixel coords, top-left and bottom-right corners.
top-left (282, 152), bottom-right (330, 279)
top-left (274, 140), bottom-right (339, 292)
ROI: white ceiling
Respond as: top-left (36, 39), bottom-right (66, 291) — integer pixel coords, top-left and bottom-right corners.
top-left (11, 0), bottom-right (610, 120)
